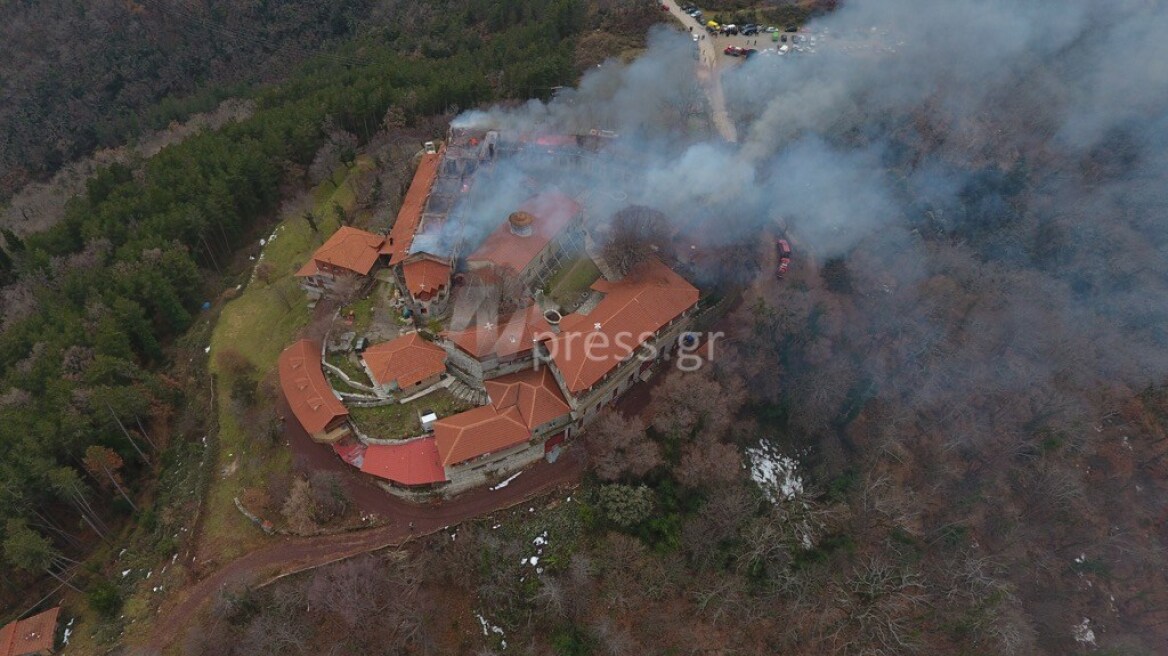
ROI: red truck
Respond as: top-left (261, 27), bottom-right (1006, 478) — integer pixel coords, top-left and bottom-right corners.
top-left (776, 239), bottom-right (792, 278)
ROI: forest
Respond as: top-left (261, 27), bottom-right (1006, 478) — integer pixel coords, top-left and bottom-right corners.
top-left (0, 0), bottom-right (610, 620)
top-left (0, 0), bottom-right (372, 201)
top-left (181, 1), bottom-right (1168, 653)
top-left (2, 0), bottom-right (1167, 654)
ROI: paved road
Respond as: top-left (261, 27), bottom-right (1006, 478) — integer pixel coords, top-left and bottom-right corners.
top-left (661, 0), bottom-right (738, 142)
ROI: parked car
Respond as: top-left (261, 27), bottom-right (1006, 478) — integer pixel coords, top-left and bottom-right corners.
top-left (723, 46), bottom-right (743, 56)
top-left (722, 24), bottom-right (739, 35)
top-left (742, 24), bottom-right (759, 36)
top-left (765, 26), bottom-right (778, 33)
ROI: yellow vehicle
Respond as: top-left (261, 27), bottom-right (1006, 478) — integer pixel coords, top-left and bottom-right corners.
top-left (707, 20), bottom-right (719, 29)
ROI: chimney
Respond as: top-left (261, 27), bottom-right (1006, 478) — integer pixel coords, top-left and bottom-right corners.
top-left (508, 211), bottom-right (535, 237)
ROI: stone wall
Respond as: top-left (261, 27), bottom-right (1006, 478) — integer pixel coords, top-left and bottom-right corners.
top-left (441, 440), bottom-right (546, 497)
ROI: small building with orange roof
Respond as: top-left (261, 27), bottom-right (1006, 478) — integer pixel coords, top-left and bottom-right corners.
top-left (278, 340), bottom-right (351, 443)
top-left (360, 437), bottom-right (448, 487)
top-left (466, 191), bottom-right (583, 288)
top-left (400, 252), bottom-right (453, 314)
top-left (485, 367), bottom-right (572, 437)
top-left (432, 404), bottom-right (531, 470)
top-left (361, 333), bottom-right (448, 396)
top-left (441, 303), bottom-right (552, 381)
top-left (544, 257), bottom-right (699, 423)
top-left (295, 226), bottom-right (388, 301)
top-left (0, 606), bottom-right (60, 656)
top-left (423, 366), bottom-right (571, 492)
top-left (384, 148), bottom-right (444, 266)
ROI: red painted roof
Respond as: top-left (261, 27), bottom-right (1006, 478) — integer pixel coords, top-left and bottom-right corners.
top-left (401, 253), bottom-right (452, 300)
top-left (549, 258), bottom-right (699, 394)
top-left (362, 333), bottom-right (447, 389)
top-left (485, 367), bottom-right (570, 430)
top-left (360, 437), bottom-right (448, 486)
top-left (433, 404), bottom-right (531, 467)
top-left (443, 304), bottom-right (552, 360)
top-left (331, 438), bottom-right (366, 467)
top-left (295, 226), bottom-right (385, 277)
top-left (386, 148), bottom-right (444, 265)
top-left (467, 192), bottom-right (580, 274)
top-left (278, 340), bottom-right (348, 434)
top-left (0, 606), bottom-right (59, 656)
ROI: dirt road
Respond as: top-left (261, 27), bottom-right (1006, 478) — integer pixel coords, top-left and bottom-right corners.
top-left (141, 432), bottom-right (584, 654)
top-left (662, 0), bottom-right (738, 142)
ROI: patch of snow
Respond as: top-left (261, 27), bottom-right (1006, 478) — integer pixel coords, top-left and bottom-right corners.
top-left (62, 619), bottom-right (73, 645)
top-left (474, 611), bottom-right (507, 649)
top-left (492, 524), bottom-right (501, 530)
top-left (118, 548), bottom-right (127, 557)
top-left (121, 569), bottom-right (132, 578)
top-left (745, 441), bottom-right (804, 502)
top-left (528, 507), bottom-right (534, 512)
top-left (204, 346), bottom-right (211, 354)
top-left (521, 531), bottom-right (549, 576)
top-left (1072, 618), bottom-right (1096, 646)
top-left (145, 570), bottom-right (152, 579)
top-left (491, 471), bottom-right (522, 490)
top-left (1074, 553), bottom-right (1085, 564)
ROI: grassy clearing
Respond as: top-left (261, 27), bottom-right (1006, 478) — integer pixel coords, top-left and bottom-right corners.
top-left (349, 389), bottom-right (476, 440)
top-left (199, 158), bottom-right (378, 563)
top-left (341, 294), bottom-right (376, 334)
top-left (545, 256), bottom-right (601, 307)
top-left (326, 352), bottom-right (372, 387)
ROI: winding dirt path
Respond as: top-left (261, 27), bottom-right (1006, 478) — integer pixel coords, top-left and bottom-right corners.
top-left (662, 0), bottom-right (738, 142)
top-left (136, 15), bottom-right (742, 648)
top-left (141, 445), bottom-right (582, 653)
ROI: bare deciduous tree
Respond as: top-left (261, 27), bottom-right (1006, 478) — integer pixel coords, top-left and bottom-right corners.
top-left (584, 411), bottom-right (662, 481)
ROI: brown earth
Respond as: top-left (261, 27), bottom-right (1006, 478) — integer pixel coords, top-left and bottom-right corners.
top-left (141, 423), bottom-right (583, 653)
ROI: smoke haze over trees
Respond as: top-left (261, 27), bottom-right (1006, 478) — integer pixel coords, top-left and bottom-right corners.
top-left (441, 1), bottom-right (1168, 651)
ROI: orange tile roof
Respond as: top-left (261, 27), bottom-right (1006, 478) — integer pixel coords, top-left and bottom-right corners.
top-left (432, 404), bottom-right (531, 467)
top-left (0, 606), bottom-right (59, 656)
top-left (295, 226), bottom-right (386, 277)
top-left (362, 333), bottom-right (447, 389)
top-left (549, 258), bottom-right (699, 394)
top-left (485, 367), bottom-right (570, 430)
top-left (467, 192), bottom-right (581, 274)
top-left (386, 148), bottom-right (444, 265)
top-left (401, 253), bottom-right (452, 300)
top-left (360, 437), bottom-right (448, 486)
top-left (278, 340), bottom-right (348, 435)
top-left (443, 304), bottom-right (552, 360)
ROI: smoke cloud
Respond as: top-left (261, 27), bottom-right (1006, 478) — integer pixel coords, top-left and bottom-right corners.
top-left (441, 0), bottom-right (1167, 389)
